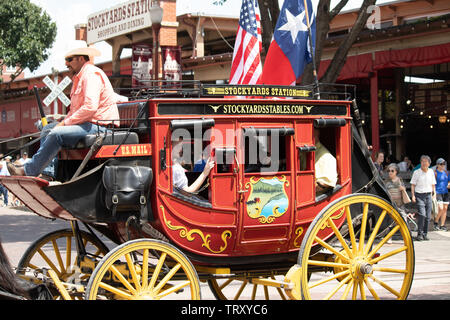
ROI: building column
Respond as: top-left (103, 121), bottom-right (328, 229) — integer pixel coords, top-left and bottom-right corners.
top-left (370, 71), bottom-right (380, 158)
top-left (394, 68), bottom-right (405, 160)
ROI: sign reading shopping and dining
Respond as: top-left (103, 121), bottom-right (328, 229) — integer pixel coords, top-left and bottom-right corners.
top-left (87, 0), bottom-right (155, 44)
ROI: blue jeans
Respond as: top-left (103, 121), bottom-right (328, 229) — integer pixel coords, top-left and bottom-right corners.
top-left (415, 192), bottom-right (432, 235)
top-left (24, 122), bottom-right (107, 177)
top-left (0, 184), bottom-right (8, 205)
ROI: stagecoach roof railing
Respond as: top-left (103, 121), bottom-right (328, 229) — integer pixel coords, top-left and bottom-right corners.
top-left (116, 81), bottom-right (356, 101)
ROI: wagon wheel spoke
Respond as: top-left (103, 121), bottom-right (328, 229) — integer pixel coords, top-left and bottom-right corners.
top-left (314, 236), bottom-right (350, 262)
top-left (153, 263), bottom-right (182, 295)
top-left (98, 281), bottom-right (134, 300)
top-left (345, 206), bottom-right (358, 255)
top-left (370, 245), bottom-right (407, 264)
top-left (271, 275), bottom-right (287, 300)
top-left (341, 278), bottom-right (354, 300)
top-left (65, 236), bottom-right (72, 269)
top-left (108, 264), bottom-right (138, 295)
top-left (251, 283), bottom-right (258, 300)
top-left (51, 239), bottom-right (66, 274)
top-left (233, 279), bottom-right (248, 300)
top-left (324, 274), bottom-right (352, 300)
top-left (359, 280), bottom-right (366, 300)
top-left (367, 225), bottom-right (401, 259)
top-left (148, 252), bottom-right (167, 291)
top-left (219, 278), bottom-right (234, 290)
top-left (364, 278), bottom-right (380, 300)
top-left (363, 210), bottom-right (387, 255)
top-left (37, 249), bottom-right (61, 277)
top-left (368, 274), bottom-right (401, 298)
top-left (155, 280), bottom-right (190, 299)
top-left (141, 249), bottom-right (149, 291)
top-left (358, 203), bottom-right (369, 254)
top-left (125, 253), bottom-right (142, 292)
top-left (309, 269), bottom-right (350, 289)
top-left (327, 216), bottom-right (353, 259)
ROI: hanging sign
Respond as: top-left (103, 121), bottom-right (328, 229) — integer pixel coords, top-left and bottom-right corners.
top-left (132, 44), bottom-right (153, 88)
top-left (87, 0), bottom-right (154, 44)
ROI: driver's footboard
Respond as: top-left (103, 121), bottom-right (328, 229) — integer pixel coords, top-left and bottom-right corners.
top-left (0, 176), bottom-right (75, 221)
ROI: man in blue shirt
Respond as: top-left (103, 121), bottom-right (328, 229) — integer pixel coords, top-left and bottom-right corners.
top-left (434, 158), bottom-right (449, 231)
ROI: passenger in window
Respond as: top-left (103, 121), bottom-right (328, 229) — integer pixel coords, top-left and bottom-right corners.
top-left (314, 128), bottom-right (338, 194)
top-left (172, 137), bottom-right (214, 193)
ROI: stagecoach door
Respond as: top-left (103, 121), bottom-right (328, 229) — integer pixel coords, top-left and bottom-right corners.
top-left (235, 124), bottom-right (295, 255)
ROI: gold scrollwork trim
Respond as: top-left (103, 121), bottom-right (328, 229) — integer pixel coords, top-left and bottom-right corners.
top-left (160, 205), bottom-right (232, 254)
top-left (293, 226), bottom-right (304, 248)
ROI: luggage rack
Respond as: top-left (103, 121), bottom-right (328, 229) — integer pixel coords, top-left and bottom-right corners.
top-left (118, 81), bottom-right (357, 101)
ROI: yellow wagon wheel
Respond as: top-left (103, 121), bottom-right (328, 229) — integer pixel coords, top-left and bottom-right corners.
top-left (17, 228), bottom-right (109, 299)
top-left (85, 239), bottom-right (201, 300)
top-left (208, 272), bottom-right (288, 300)
top-left (298, 194), bottom-right (414, 300)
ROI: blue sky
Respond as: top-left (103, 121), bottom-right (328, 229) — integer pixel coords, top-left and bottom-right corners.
top-left (27, 0), bottom-right (383, 78)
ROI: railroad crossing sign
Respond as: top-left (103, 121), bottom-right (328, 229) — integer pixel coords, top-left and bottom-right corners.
top-left (42, 76), bottom-right (72, 107)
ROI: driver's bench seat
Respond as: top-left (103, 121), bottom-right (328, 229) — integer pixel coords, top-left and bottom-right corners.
top-left (75, 131), bottom-right (139, 149)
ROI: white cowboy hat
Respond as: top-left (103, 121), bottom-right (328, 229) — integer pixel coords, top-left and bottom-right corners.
top-left (64, 46), bottom-right (101, 59)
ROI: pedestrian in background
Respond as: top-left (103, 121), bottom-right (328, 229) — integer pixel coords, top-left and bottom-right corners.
top-left (0, 154), bottom-right (9, 207)
top-left (398, 155), bottom-right (414, 172)
top-left (384, 163), bottom-right (407, 212)
top-left (434, 158), bottom-right (449, 231)
top-left (374, 150), bottom-right (384, 175)
top-left (411, 155), bottom-right (436, 241)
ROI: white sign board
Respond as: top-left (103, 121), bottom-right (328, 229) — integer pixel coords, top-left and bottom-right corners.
top-left (43, 76), bottom-right (72, 107)
top-left (87, 0), bottom-right (154, 44)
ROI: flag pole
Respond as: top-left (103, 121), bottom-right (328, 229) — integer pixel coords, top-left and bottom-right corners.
top-left (303, 0), bottom-right (320, 99)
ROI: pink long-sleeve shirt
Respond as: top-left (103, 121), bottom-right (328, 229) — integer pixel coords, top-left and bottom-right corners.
top-left (64, 62), bottom-right (120, 127)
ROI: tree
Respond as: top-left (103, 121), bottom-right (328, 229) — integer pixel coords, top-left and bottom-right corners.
top-left (0, 0), bottom-right (57, 83)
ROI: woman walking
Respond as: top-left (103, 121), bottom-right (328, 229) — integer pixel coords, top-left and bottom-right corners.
top-left (384, 163), bottom-right (407, 212)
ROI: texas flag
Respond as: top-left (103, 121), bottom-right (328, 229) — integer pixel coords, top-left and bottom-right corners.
top-left (261, 0), bottom-right (316, 85)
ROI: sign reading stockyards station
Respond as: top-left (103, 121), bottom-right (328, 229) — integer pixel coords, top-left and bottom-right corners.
top-left (87, 0), bottom-right (154, 44)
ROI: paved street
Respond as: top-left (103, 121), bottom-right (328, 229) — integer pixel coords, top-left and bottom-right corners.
top-left (1, 205), bottom-right (450, 300)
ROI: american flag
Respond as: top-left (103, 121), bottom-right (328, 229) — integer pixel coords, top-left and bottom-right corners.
top-left (229, 0), bottom-right (262, 85)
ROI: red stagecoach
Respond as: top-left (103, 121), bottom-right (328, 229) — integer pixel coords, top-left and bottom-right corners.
top-left (0, 83), bottom-right (414, 300)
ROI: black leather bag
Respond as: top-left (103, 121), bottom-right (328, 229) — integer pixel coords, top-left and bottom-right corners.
top-left (102, 165), bottom-right (153, 221)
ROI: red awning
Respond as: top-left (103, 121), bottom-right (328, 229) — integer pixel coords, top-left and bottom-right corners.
top-left (319, 53), bottom-right (373, 81)
top-left (317, 42), bottom-right (450, 81)
top-left (374, 43), bottom-right (450, 70)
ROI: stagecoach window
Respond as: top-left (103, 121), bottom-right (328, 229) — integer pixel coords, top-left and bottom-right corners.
top-left (170, 122), bottom-right (213, 200)
top-left (314, 127), bottom-right (340, 196)
top-left (244, 128), bottom-right (291, 173)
